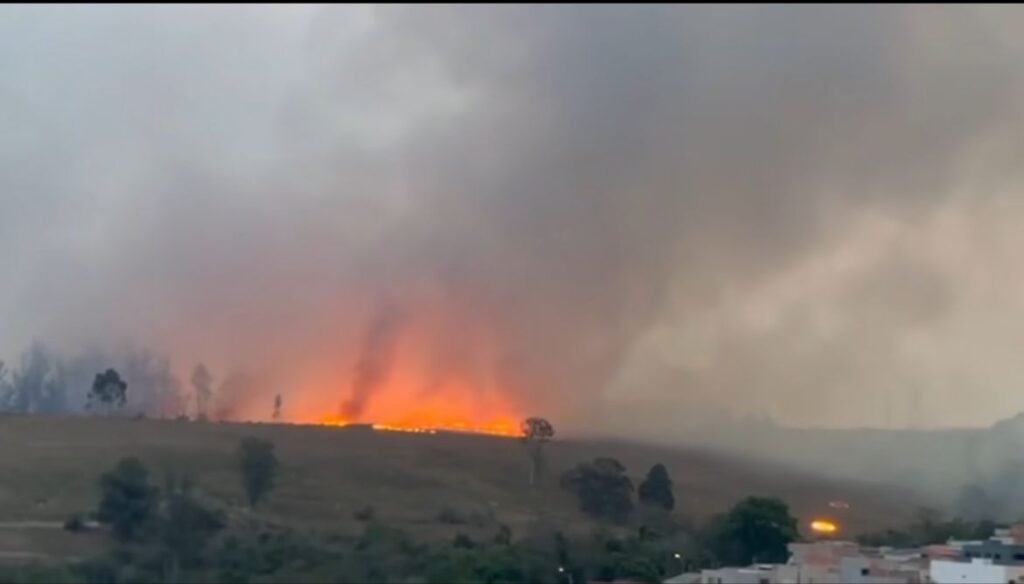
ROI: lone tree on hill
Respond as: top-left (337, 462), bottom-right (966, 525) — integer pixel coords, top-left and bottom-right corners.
top-left (96, 457), bottom-right (158, 541)
top-left (237, 436), bottom-right (278, 508)
top-left (521, 417), bottom-right (555, 487)
top-left (560, 457), bottom-right (635, 523)
top-left (87, 368), bottom-right (127, 413)
top-left (638, 463), bottom-right (675, 511)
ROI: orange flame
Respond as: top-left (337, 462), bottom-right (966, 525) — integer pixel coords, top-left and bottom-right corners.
top-left (295, 368), bottom-right (524, 438)
top-left (810, 519), bottom-right (838, 534)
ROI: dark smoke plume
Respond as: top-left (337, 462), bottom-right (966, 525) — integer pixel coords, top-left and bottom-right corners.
top-left (2, 5), bottom-right (1024, 443)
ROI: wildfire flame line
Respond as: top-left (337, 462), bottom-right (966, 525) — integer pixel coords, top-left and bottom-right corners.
top-left (315, 416), bottom-right (521, 438)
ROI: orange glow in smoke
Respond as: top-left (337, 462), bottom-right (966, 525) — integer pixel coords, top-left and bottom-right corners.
top-left (222, 295), bottom-right (529, 439)
top-left (298, 370), bottom-right (524, 438)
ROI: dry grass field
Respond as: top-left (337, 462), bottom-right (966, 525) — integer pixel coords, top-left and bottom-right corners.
top-left (0, 414), bottom-right (924, 562)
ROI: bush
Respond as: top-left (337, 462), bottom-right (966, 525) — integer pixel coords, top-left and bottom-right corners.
top-left (560, 457), bottom-right (635, 523)
top-left (437, 505), bottom-right (467, 525)
top-left (161, 489), bottom-right (226, 568)
top-left (96, 457), bottom-right (159, 541)
top-left (453, 533), bottom-right (476, 549)
top-left (237, 437), bottom-right (278, 508)
top-left (353, 506), bottom-right (376, 522)
top-left (63, 513), bottom-right (85, 533)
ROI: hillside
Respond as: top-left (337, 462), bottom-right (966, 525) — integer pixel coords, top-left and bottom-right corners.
top-left (0, 414), bottom-right (923, 562)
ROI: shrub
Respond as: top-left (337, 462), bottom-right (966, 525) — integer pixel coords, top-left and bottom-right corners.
top-left (237, 437), bottom-right (278, 508)
top-left (353, 506), bottom-right (376, 522)
top-left (96, 457), bottom-right (158, 541)
top-left (63, 513), bottom-right (85, 533)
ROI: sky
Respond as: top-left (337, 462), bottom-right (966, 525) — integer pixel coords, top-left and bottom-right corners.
top-left (3, 5), bottom-right (1024, 434)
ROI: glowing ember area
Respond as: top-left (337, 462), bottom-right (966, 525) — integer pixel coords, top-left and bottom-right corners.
top-left (299, 369), bottom-right (524, 438)
top-left (810, 519), bottom-right (839, 534)
top-left (315, 416), bottom-right (521, 438)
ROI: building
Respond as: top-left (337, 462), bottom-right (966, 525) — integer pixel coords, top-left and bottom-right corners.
top-left (838, 555), bottom-right (926, 584)
top-left (699, 564), bottom-right (799, 584)
top-left (668, 526), bottom-right (1024, 584)
top-left (931, 558), bottom-right (1024, 584)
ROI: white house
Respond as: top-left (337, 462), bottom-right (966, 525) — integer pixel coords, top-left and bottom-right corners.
top-left (930, 558), bottom-right (1024, 584)
top-left (700, 564), bottom-right (799, 584)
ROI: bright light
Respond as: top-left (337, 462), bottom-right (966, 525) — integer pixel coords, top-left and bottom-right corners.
top-left (810, 519), bottom-right (838, 534)
top-left (674, 553), bottom-right (682, 559)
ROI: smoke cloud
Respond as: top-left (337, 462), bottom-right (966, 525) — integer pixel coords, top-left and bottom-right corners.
top-left (3, 5), bottom-right (1024, 435)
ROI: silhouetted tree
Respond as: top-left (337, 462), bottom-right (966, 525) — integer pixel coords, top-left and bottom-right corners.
top-left (97, 457), bottom-right (158, 541)
top-left (521, 417), bottom-right (555, 487)
top-left (191, 364), bottom-right (213, 420)
top-left (122, 349), bottom-right (184, 418)
top-left (638, 463), bottom-right (675, 511)
top-left (561, 457), bottom-right (635, 523)
top-left (160, 473), bottom-right (225, 572)
top-left (87, 368), bottom-right (127, 412)
top-left (273, 394), bottom-right (282, 421)
top-left (9, 344), bottom-right (67, 413)
top-left (238, 436), bottom-right (278, 508)
top-left (714, 496), bottom-right (798, 565)
top-left (0, 360), bottom-right (10, 410)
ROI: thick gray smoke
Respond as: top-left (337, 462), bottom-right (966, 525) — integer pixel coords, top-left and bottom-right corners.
top-left (3, 5), bottom-right (1024, 437)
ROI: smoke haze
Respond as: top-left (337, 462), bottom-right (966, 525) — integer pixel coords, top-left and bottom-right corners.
top-left (4, 5), bottom-right (1024, 436)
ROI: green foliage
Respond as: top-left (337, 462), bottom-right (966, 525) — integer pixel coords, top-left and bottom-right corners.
top-left (638, 463), bottom-right (675, 511)
top-left (712, 496), bottom-right (799, 565)
top-left (237, 437), bottom-right (278, 508)
top-left (560, 457), bottom-right (635, 523)
top-left (97, 457), bottom-right (159, 541)
top-left (160, 486), bottom-right (225, 568)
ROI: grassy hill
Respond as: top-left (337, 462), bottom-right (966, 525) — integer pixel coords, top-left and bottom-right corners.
top-left (0, 414), bottom-right (923, 562)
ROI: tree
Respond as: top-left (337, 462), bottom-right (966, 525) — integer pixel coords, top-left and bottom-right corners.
top-left (191, 364), bottom-right (213, 420)
top-left (121, 349), bottom-right (184, 418)
top-left (238, 436), bottom-right (278, 508)
top-left (97, 457), bottom-right (158, 541)
top-left (87, 368), bottom-right (127, 412)
top-left (160, 473), bottom-right (225, 571)
top-left (521, 417), bottom-right (555, 487)
top-left (638, 464), bottom-right (675, 511)
top-left (9, 344), bottom-right (67, 414)
top-left (560, 457), bottom-right (635, 523)
top-left (715, 496), bottom-right (798, 565)
top-left (273, 394), bottom-right (282, 421)
top-left (0, 360), bottom-right (12, 411)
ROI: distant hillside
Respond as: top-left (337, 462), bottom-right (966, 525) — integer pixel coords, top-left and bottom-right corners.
top-left (0, 414), bottom-right (919, 562)
top-left (628, 411), bottom-right (1024, 516)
